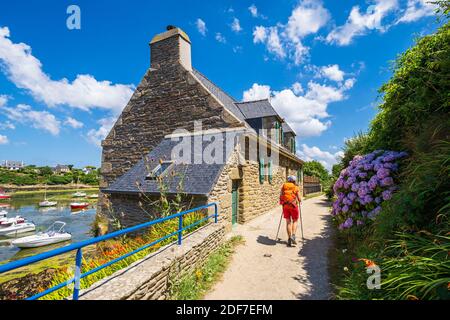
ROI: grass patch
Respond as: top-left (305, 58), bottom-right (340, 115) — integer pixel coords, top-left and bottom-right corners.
top-left (11, 188), bottom-right (99, 198)
top-left (169, 236), bottom-right (244, 300)
top-left (304, 192), bottom-right (324, 200)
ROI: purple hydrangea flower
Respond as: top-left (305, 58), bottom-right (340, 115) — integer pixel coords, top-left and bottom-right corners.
top-left (382, 190), bottom-right (392, 201)
top-left (380, 177), bottom-right (394, 187)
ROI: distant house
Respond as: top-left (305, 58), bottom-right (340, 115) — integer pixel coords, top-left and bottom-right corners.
top-left (53, 165), bottom-right (71, 174)
top-left (1, 160), bottom-right (24, 171)
top-left (82, 167), bottom-right (95, 175)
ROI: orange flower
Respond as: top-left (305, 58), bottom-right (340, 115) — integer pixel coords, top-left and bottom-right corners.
top-left (358, 258), bottom-right (377, 268)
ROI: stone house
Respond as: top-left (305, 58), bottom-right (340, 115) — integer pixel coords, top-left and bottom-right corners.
top-left (99, 26), bottom-right (304, 231)
top-left (53, 164), bottom-right (71, 174)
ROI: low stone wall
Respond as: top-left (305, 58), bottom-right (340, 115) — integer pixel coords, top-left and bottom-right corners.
top-left (78, 223), bottom-right (225, 300)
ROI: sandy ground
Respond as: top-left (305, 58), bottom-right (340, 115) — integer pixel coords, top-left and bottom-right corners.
top-left (204, 195), bottom-right (333, 300)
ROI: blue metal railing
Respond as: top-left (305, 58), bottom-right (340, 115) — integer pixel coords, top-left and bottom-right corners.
top-left (0, 203), bottom-right (218, 300)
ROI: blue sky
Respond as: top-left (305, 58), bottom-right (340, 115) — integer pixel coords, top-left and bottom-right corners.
top-left (0, 0), bottom-right (442, 170)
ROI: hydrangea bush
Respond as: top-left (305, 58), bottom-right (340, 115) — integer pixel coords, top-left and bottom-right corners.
top-left (332, 150), bottom-right (407, 230)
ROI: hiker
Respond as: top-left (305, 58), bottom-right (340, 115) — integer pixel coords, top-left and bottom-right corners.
top-left (280, 175), bottom-right (301, 247)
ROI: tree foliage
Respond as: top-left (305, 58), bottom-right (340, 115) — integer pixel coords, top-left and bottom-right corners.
top-left (303, 160), bottom-right (329, 184)
top-left (368, 22), bottom-right (450, 152)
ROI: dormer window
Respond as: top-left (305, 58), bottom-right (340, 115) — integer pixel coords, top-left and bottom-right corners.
top-left (145, 161), bottom-right (173, 180)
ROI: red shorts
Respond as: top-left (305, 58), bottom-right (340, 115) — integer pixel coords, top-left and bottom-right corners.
top-left (283, 205), bottom-right (299, 221)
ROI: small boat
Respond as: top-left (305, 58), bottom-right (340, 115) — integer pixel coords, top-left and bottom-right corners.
top-left (72, 191), bottom-right (87, 198)
top-left (70, 202), bottom-right (89, 210)
top-left (0, 220), bottom-right (36, 237)
top-left (0, 210), bottom-right (7, 218)
top-left (39, 200), bottom-right (58, 207)
top-left (12, 221), bottom-right (71, 248)
top-left (0, 188), bottom-right (11, 199)
top-left (39, 186), bottom-right (58, 207)
top-left (0, 193), bottom-right (10, 200)
top-left (0, 215), bottom-right (25, 226)
top-left (88, 194), bottom-right (99, 199)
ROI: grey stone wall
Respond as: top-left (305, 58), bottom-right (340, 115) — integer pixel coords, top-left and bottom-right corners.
top-left (77, 223), bottom-right (225, 300)
top-left (238, 154), bottom-right (302, 223)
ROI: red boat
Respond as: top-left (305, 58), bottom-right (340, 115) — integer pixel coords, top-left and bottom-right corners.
top-left (70, 202), bottom-right (90, 210)
top-left (0, 189), bottom-right (11, 200)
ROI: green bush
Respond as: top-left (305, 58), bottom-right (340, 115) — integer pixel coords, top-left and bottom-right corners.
top-left (332, 19), bottom-right (450, 300)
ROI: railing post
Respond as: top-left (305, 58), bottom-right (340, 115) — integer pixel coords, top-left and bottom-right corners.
top-left (178, 215), bottom-right (183, 245)
top-left (73, 248), bottom-right (82, 300)
top-left (214, 203), bottom-right (218, 223)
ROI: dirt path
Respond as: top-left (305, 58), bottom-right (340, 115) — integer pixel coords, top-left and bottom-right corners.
top-left (205, 195), bottom-right (333, 300)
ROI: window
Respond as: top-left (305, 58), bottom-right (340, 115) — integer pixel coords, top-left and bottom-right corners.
top-left (146, 161), bottom-right (173, 180)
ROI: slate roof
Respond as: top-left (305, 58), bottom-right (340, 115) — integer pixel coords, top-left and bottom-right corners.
top-left (104, 130), bottom-right (245, 196)
top-left (282, 122), bottom-right (295, 134)
top-left (235, 99), bottom-right (281, 120)
top-left (192, 69), bottom-right (246, 121)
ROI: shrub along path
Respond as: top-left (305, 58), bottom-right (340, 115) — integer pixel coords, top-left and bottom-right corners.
top-left (205, 195), bottom-right (333, 300)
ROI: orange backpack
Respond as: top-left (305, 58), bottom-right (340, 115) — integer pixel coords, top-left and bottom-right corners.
top-left (280, 182), bottom-right (299, 205)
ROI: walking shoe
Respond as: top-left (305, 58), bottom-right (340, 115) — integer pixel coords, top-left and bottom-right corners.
top-left (287, 238), bottom-right (292, 247)
top-left (291, 235), bottom-right (297, 245)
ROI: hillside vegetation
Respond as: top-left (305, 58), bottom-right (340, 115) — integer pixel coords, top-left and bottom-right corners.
top-left (330, 14), bottom-right (449, 300)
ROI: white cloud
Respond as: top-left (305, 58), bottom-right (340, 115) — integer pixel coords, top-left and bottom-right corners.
top-left (242, 83), bottom-right (272, 101)
top-left (64, 117), bottom-right (84, 129)
top-left (0, 121), bottom-right (15, 130)
top-left (233, 46), bottom-right (243, 53)
top-left (249, 4), bottom-right (258, 17)
top-left (0, 95), bottom-right (7, 107)
top-left (253, 26), bottom-right (268, 43)
top-left (285, 0), bottom-right (331, 42)
top-left (87, 117), bottom-right (116, 146)
top-left (396, 0), bottom-right (437, 23)
top-left (252, 0), bottom-right (329, 65)
top-left (326, 0), bottom-right (398, 46)
top-left (215, 32), bottom-right (226, 44)
top-left (0, 134), bottom-right (8, 144)
top-left (4, 104), bottom-right (60, 135)
top-left (292, 82), bottom-right (304, 94)
top-left (242, 77), bottom-right (356, 138)
top-left (316, 64), bottom-right (345, 82)
top-left (253, 26), bottom-right (286, 59)
top-left (196, 18), bottom-right (207, 36)
top-left (0, 26), bottom-right (134, 114)
top-left (297, 144), bottom-right (343, 171)
top-left (231, 18), bottom-right (243, 33)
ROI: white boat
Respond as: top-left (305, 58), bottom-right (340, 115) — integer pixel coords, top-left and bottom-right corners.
top-left (12, 221), bottom-right (71, 248)
top-left (0, 220), bottom-right (36, 237)
top-left (0, 215), bottom-right (25, 226)
top-left (39, 200), bottom-right (58, 207)
top-left (39, 187), bottom-right (58, 207)
top-left (0, 210), bottom-right (7, 218)
top-left (87, 194), bottom-right (99, 199)
top-left (72, 191), bottom-right (87, 198)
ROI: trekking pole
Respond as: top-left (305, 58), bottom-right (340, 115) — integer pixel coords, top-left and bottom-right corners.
top-left (275, 212), bottom-right (283, 241)
top-left (299, 202), bottom-right (305, 242)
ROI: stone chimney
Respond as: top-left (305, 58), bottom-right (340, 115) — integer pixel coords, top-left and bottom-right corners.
top-left (150, 25), bottom-right (192, 71)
